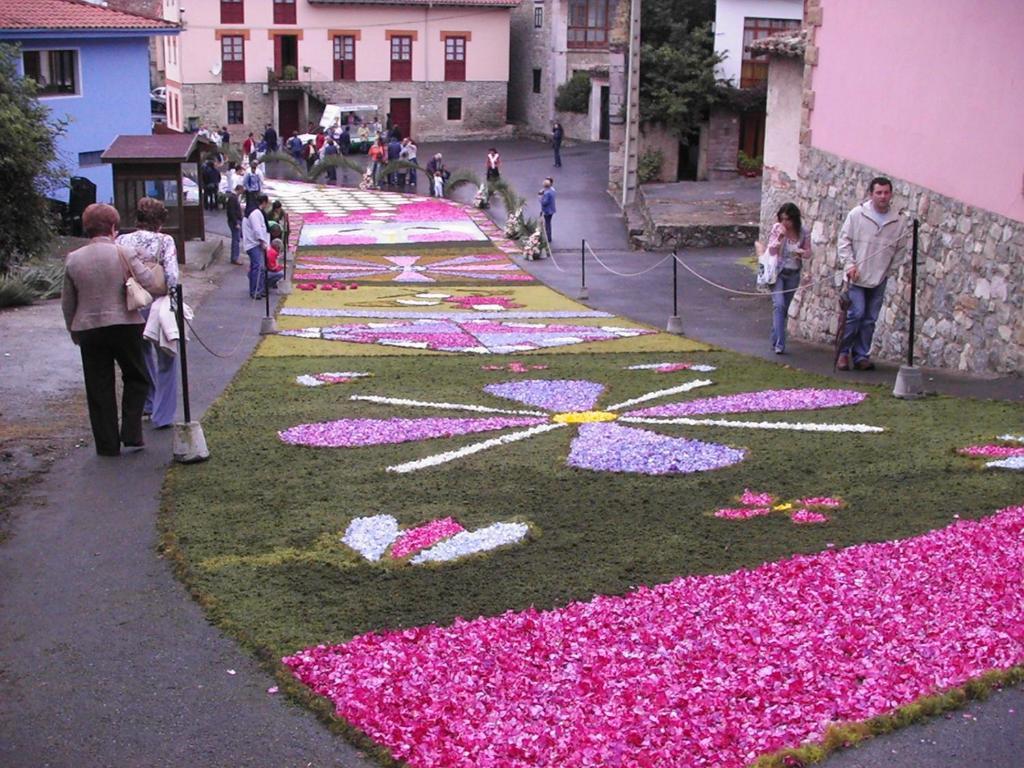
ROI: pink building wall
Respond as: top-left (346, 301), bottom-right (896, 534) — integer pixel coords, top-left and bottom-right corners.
top-left (809, 0), bottom-right (1024, 222)
top-left (177, 3), bottom-right (510, 85)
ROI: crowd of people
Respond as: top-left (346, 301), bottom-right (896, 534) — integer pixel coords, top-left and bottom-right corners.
top-left (61, 110), bottom-right (913, 460)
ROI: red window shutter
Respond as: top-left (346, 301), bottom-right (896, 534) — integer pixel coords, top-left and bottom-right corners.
top-left (273, 0), bottom-right (296, 25)
top-left (221, 36), bottom-right (245, 83)
top-left (334, 36), bottom-right (355, 81)
top-left (390, 36), bottom-right (412, 81)
top-left (444, 37), bottom-right (466, 82)
top-left (220, 0), bottom-right (243, 24)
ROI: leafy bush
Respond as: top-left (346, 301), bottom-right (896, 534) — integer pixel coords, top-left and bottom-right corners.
top-left (0, 262), bottom-right (64, 308)
top-left (0, 43), bottom-right (66, 274)
top-left (555, 72), bottom-right (591, 114)
top-left (0, 274), bottom-right (39, 308)
top-left (738, 150), bottom-right (763, 175)
top-left (281, 65), bottom-right (298, 81)
top-left (637, 149), bottom-right (664, 184)
top-left (18, 262), bottom-right (65, 299)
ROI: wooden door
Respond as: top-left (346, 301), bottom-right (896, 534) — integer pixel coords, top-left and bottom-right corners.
top-left (279, 99), bottom-right (300, 138)
top-left (389, 98), bottom-right (411, 138)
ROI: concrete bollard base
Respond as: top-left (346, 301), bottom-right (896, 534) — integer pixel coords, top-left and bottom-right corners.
top-left (173, 421), bottom-right (210, 463)
top-left (575, 287), bottom-right (589, 300)
top-left (893, 364), bottom-right (925, 399)
top-left (260, 317), bottom-right (278, 335)
top-left (277, 281), bottom-right (293, 295)
top-left (666, 315), bottom-right (684, 335)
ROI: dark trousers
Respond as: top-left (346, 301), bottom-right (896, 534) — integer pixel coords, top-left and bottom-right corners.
top-left (78, 324), bottom-right (152, 455)
top-left (203, 184), bottom-right (219, 210)
top-left (543, 213), bottom-right (553, 244)
top-left (553, 142), bottom-right (562, 167)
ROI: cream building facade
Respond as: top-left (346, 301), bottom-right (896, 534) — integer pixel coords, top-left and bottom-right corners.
top-left (162, 0), bottom-right (516, 141)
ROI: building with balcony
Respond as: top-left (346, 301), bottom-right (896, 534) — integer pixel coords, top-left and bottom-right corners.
top-left (164, 0), bottom-right (517, 141)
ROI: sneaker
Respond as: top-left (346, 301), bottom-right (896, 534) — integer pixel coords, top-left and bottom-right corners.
top-left (774, 347), bottom-right (784, 355)
top-left (855, 358), bottom-right (876, 371)
top-left (836, 353), bottom-right (850, 371)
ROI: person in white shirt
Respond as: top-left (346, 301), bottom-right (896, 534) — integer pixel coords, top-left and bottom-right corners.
top-left (242, 194), bottom-right (271, 299)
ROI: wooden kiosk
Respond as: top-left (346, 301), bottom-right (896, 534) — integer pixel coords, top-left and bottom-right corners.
top-left (102, 133), bottom-right (215, 262)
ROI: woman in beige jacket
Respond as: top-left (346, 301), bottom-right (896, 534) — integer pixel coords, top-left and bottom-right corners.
top-left (62, 204), bottom-right (164, 456)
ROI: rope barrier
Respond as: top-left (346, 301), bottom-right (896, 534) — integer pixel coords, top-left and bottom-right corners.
top-left (183, 315), bottom-right (253, 360)
top-left (586, 250), bottom-right (676, 278)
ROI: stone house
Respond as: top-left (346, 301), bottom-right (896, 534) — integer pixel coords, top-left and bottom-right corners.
top-left (163, 0), bottom-right (517, 141)
top-left (508, 0), bottom-right (621, 142)
top-left (765, 0), bottom-right (1023, 375)
top-left (707, 0), bottom-right (802, 180)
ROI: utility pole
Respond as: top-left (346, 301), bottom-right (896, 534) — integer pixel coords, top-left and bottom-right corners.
top-left (620, 0), bottom-right (641, 207)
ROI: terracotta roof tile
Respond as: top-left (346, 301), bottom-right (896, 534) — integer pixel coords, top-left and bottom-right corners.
top-left (746, 30), bottom-right (806, 59)
top-left (0, 0), bottom-right (178, 31)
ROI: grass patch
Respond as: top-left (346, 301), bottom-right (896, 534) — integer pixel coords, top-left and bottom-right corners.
top-left (164, 349), bottom-right (1023, 662)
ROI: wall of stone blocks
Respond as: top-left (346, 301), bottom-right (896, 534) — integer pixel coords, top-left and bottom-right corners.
top-left (181, 81), bottom-right (510, 146)
top-left (789, 146), bottom-right (1024, 374)
top-left (706, 108), bottom-right (740, 180)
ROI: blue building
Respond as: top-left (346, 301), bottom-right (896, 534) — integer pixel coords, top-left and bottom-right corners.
top-left (0, 0), bottom-right (178, 204)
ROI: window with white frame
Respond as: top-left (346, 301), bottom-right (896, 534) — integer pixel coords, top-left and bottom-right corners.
top-left (22, 49), bottom-right (79, 96)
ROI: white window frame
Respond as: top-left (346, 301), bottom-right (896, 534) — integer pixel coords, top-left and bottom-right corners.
top-left (22, 47), bottom-right (83, 99)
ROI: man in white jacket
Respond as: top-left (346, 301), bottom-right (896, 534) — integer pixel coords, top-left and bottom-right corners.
top-left (242, 194), bottom-right (270, 299)
top-left (836, 177), bottom-right (907, 371)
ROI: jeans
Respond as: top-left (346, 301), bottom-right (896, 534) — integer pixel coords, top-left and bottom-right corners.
top-left (230, 225), bottom-right (241, 263)
top-left (247, 245), bottom-right (266, 298)
top-left (266, 270), bottom-right (284, 290)
top-left (553, 142), bottom-right (562, 167)
top-left (143, 339), bottom-right (179, 428)
top-left (840, 279), bottom-right (888, 363)
top-left (770, 269), bottom-right (801, 352)
top-left (543, 214), bottom-right (553, 244)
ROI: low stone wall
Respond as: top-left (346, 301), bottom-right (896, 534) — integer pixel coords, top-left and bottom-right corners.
top-left (789, 146), bottom-right (1024, 374)
top-left (182, 81), bottom-right (509, 144)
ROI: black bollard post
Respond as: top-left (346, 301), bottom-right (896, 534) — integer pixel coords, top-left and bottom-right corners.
top-left (907, 218), bottom-right (919, 367)
top-left (260, 252), bottom-right (278, 333)
top-left (667, 249), bottom-right (683, 334)
top-left (893, 217), bottom-right (924, 399)
top-left (172, 284), bottom-right (209, 462)
top-left (175, 284), bottom-right (191, 424)
top-left (577, 239), bottom-right (589, 299)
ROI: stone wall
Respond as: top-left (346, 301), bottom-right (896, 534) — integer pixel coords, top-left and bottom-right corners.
top-left (508, 0), bottom-right (553, 135)
top-left (638, 123), bottom-right (679, 183)
top-left (789, 146), bottom-right (1024, 374)
top-left (706, 108), bottom-right (739, 180)
top-left (182, 81), bottom-right (510, 144)
top-left (759, 164), bottom-right (797, 238)
top-left (182, 83), bottom-right (274, 144)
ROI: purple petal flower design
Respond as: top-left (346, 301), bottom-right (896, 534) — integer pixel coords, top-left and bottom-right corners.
top-left (278, 378), bottom-right (881, 476)
top-left (567, 422), bottom-right (745, 474)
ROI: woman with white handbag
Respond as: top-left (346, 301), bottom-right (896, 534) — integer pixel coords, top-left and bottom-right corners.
top-left (62, 204), bottom-right (164, 456)
top-left (759, 202), bottom-right (811, 355)
top-left (117, 198), bottom-right (178, 429)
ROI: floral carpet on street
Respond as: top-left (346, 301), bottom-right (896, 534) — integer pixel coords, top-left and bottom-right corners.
top-left (165, 185), bottom-right (1024, 768)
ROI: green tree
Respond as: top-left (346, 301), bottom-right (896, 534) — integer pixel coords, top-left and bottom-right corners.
top-left (639, 0), bottom-right (724, 138)
top-left (0, 43), bottom-right (66, 273)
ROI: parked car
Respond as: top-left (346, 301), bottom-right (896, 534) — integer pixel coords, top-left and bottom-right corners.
top-left (150, 86), bottom-right (167, 113)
